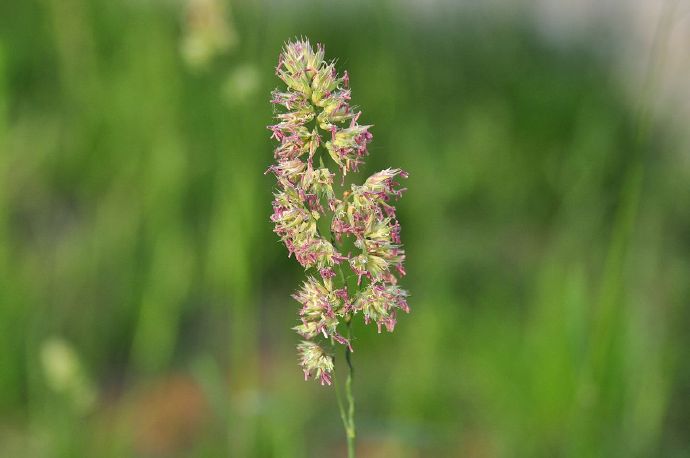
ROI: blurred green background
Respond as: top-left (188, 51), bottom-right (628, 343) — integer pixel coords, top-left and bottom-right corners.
top-left (1, 0), bottom-right (689, 456)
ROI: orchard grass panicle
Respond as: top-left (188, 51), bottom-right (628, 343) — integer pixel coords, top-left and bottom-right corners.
top-left (267, 37), bottom-right (409, 457)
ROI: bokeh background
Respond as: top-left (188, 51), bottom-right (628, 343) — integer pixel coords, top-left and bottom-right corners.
top-left (1, 0), bottom-right (689, 456)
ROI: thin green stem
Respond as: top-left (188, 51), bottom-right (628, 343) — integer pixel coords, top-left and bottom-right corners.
top-left (344, 319), bottom-right (355, 458)
top-left (333, 333), bottom-right (355, 457)
top-left (334, 226), bottom-right (356, 456)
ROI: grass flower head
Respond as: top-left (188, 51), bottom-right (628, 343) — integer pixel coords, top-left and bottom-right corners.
top-left (267, 38), bottom-right (410, 388)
